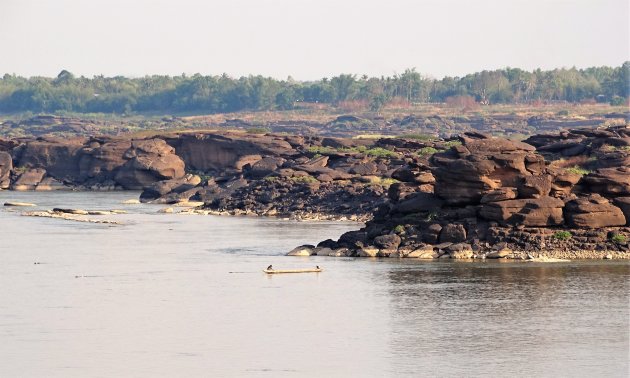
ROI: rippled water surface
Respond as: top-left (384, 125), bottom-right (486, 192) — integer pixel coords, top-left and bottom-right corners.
top-left (1, 192), bottom-right (628, 377)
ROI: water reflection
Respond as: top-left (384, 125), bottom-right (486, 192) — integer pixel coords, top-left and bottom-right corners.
top-left (384, 261), bottom-right (630, 377)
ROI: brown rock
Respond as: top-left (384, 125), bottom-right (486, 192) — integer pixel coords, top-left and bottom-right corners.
top-left (394, 192), bottom-right (444, 214)
top-left (79, 139), bottom-right (131, 180)
top-left (374, 234), bottom-right (401, 250)
top-left (140, 174), bottom-right (202, 202)
top-left (350, 162), bottom-right (378, 175)
top-left (11, 168), bottom-right (47, 190)
top-left (582, 167), bottom-right (630, 196)
top-left (479, 197), bottom-right (565, 226)
top-left (565, 194), bottom-right (627, 228)
top-left (519, 175), bottom-right (552, 198)
top-left (480, 187), bottom-right (518, 203)
top-left (115, 139), bottom-right (185, 189)
top-left (431, 137), bottom-right (545, 205)
top-left (17, 137), bottom-right (84, 179)
top-left (0, 151), bottom-right (12, 189)
top-left (166, 133), bottom-right (293, 172)
top-left (613, 197), bottom-right (630, 226)
top-left (440, 224), bottom-right (467, 243)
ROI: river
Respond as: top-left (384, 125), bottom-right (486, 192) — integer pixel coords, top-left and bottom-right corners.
top-left (0, 191), bottom-right (628, 377)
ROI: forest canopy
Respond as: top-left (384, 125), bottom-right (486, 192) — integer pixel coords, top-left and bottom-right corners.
top-left (0, 63), bottom-right (628, 114)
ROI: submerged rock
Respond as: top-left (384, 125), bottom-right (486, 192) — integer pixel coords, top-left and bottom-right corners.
top-left (287, 245), bottom-right (314, 256)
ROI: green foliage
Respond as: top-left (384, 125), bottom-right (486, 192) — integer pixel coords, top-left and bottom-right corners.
top-left (1, 63), bottom-right (628, 114)
top-left (425, 211), bottom-right (438, 221)
top-left (443, 140), bottom-right (462, 148)
top-left (417, 147), bottom-right (440, 156)
top-left (290, 175), bottom-right (318, 184)
top-left (12, 166), bottom-right (28, 174)
top-left (363, 147), bottom-right (399, 158)
top-left (263, 176), bottom-right (277, 182)
top-left (610, 96), bottom-right (626, 106)
top-left (610, 234), bottom-right (627, 244)
top-left (553, 231), bottom-right (572, 240)
top-left (369, 93), bottom-right (388, 112)
top-left (565, 166), bottom-right (591, 176)
top-left (367, 177), bottom-right (399, 188)
top-left (306, 146), bottom-right (336, 155)
top-left (393, 225), bottom-right (405, 234)
top-left (245, 127), bottom-right (270, 134)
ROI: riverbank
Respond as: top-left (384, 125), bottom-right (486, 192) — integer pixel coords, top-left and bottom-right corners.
top-left (2, 121), bottom-right (629, 259)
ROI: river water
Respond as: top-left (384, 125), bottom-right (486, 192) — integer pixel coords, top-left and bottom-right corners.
top-left (0, 191), bottom-right (628, 377)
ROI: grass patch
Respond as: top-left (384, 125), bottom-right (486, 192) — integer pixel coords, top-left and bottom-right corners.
top-left (366, 176), bottom-right (399, 188)
top-left (306, 146), bottom-right (337, 155)
top-left (443, 140), bottom-right (462, 148)
top-left (552, 231), bottom-right (572, 241)
top-left (417, 147), bottom-right (440, 156)
top-left (604, 145), bottom-right (630, 152)
top-left (364, 147), bottom-right (399, 158)
top-left (565, 166), bottom-right (591, 176)
top-left (393, 225), bottom-right (405, 234)
top-left (290, 175), bottom-right (318, 184)
top-left (611, 234), bottom-right (627, 244)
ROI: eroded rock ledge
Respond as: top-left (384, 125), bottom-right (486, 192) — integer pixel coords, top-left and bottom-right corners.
top-left (1, 124), bottom-right (629, 257)
top-left (294, 125), bottom-right (630, 259)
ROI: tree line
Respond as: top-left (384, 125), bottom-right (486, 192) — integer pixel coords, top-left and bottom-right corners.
top-left (0, 63), bottom-right (627, 114)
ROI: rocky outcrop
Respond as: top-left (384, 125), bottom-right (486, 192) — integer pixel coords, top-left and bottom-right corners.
top-left (114, 139), bottom-right (185, 189)
top-left (565, 195), bottom-right (626, 228)
top-left (0, 151), bottom-right (11, 189)
top-left (431, 133), bottom-right (544, 205)
top-left (613, 197), bottom-right (630, 226)
top-left (79, 138), bottom-right (131, 182)
top-left (11, 168), bottom-right (47, 190)
top-left (479, 197), bottom-right (565, 226)
top-left (15, 136), bottom-right (85, 179)
top-left (140, 174), bottom-right (202, 203)
top-left (300, 126), bottom-right (630, 259)
top-left (582, 168), bottom-right (630, 196)
top-left (165, 133), bottom-right (294, 172)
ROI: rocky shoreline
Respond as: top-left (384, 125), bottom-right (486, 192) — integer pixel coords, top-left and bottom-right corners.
top-left (1, 121), bottom-right (629, 259)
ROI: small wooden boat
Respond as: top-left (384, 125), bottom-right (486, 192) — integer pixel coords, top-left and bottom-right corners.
top-left (263, 268), bottom-right (323, 274)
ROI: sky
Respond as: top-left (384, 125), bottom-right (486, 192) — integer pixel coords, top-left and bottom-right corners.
top-left (0, 0), bottom-right (628, 80)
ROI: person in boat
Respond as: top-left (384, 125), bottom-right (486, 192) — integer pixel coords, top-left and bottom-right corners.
top-left (267, 265), bottom-right (273, 270)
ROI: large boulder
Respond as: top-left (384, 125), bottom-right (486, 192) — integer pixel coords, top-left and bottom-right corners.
top-left (166, 133), bottom-right (293, 172)
top-left (16, 137), bottom-right (85, 179)
top-left (374, 234), bottom-right (401, 250)
top-left (394, 192), bottom-right (444, 214)
top-left (11, 168), bottom-right (47, 190)
top-left (550, 170), bottom-right (582, 197)
top-left (140, 174), bottom-right (202, 202)
top-left (582, 168), bottom-right (630, 196)
top-left (519, 175), bottom-right (552, 198)
top-left (114, 139), bottom-right (185, 190)
top-left (564, 194), bottom-right (626, 228)
top-left (78, 138), bottom-right (131, 181)
top-left (613, 197), bottom-right (630, 226)
top-left (479, 197), bottom-right (565, 226)
top-left (480, 187), bottom-right (518, 203)
top-left (439, 224), bottom-right (467, 243)
top-left (431, 136), bottom-right (544, 205)
top-left (246, 157), bottom-right (286, 179)
top-left (0, 151), bottom-right (12, 189)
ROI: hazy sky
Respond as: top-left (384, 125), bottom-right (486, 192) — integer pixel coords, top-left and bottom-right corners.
top-left (1, 0), bottom-right (628, 80)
